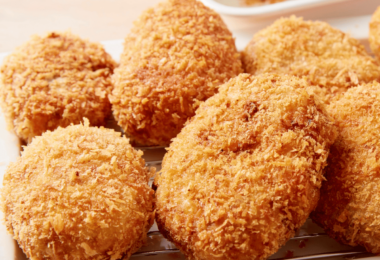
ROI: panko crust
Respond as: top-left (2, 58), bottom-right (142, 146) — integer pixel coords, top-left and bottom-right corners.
top-left (1, 121), bottom-right (154, 260)
top-left (110, 0), bottom-right (242, 146)
top-left (370, 7), bottom-right (380, 60)
top-left (311, 81), bottom-right (380, 253)
top-left (242, 16), bottom-right (380, 105)
top-left (0, 31), bottom-right (116, 143)
top-left (155, 74), bottom-right (337, 260)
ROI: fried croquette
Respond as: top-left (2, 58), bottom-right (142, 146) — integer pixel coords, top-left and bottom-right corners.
top-left (0, 31), bottom-right (116, 143)
top-left (370, 7), bottom-right (380, 59)
top-left (311, 81), bottom-right (380, 254)
top-left (242, 16), bottom-right (380, 105)
top-left (154, 74), bottom-right (337, 260)
top-left (110, 0), bottom-right (242, 146)
top-left (0, 120), bottom-right (154, 260)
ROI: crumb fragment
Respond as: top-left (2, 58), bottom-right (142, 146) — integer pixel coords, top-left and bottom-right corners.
top-left (299, 239), bottom-right (308, 249)
top-left (285, 250), bottom-right (294, 258)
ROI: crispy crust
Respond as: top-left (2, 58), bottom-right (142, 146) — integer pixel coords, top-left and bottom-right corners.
top-left (0, 121), bottom-right (154, 260)
top-left (110, 0), bottom-right (242, 146)
top-left (311, 81), bottom-right (380, 253)
top-left (242, 16), bottom-right (380, 105)
top-left (370, 7), bottom-right (380, 60)
top-left (155, 74), bottom-right (337, 260)
top-left (0, 31), bottom-right (116, 143)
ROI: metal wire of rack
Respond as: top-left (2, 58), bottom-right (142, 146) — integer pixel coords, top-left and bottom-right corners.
top-left (136, 147), bottom-right (375, 260)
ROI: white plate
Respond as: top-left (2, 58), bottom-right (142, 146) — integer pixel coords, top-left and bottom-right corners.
top-left (200, 0), bottom-right (349, 17)
top-left (0, 12), bottom-right (378, 260)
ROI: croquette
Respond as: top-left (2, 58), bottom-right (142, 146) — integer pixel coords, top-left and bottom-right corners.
top-left (370, 6), bottom-right (380, 59)
top-left (0, 31), bottom-right (116, 143)
top-left (154, 74), bottom-right (337, 260)
top-left (242, 16), bottom-right (380, 105)
top-left (110, 0), bottom-right (242, 146)
top-left (0, 120), bottom-right (154, 260)
top-left (311, 81), bottom-right (380, 254)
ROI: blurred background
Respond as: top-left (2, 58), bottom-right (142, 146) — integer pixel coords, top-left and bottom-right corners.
top-left (0, 0), bottom-right (379, 53)
top-left (0, 0), bottom-right (163, 52)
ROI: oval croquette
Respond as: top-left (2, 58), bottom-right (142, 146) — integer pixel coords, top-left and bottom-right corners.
top-left (370, 6), bottom-right (380, 60)
top-left (311, 81), bottom-right (380, 254)
top-left (0, 31), bottom-right (116, 143)
top-left (154, 74), bottom-right (337, 260)
top-left (110, 0), bottom-right (242, 146)
top-left (242, 16), bottom-right (380, 105)
top-left (0, 121), bottom-right (154, 260)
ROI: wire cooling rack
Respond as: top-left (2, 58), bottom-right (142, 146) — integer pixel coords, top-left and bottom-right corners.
top-left (136, 146), bottom-right (375, 260)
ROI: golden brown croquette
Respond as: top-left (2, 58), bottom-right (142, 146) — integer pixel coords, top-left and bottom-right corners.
top-left (311, 81), bottom-right (380, 254)
top-left (0, 31), bottom-right (116, 143)
top-left (242, 16), bottom-right (380, 105)
top-left (370, 6), bottom-right (380, 60)
top-left (154, 74), bottom-right (337, 260)
top-left (1, 120), bottom-right (154, 260)
top-left (110, 0), bottom-right (242, 146)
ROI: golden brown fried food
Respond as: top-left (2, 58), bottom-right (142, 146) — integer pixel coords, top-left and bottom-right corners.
top-left (370, 6), bottom-right (380, 59)
top-left (1, 120), bottom-right (154, 260)
top-left (155, 74), bottom-right (337, 260)
top-left (311, 81), bottom-right (380, 253)
top-left (110, 0), bottom-right (242, 146)
top-left (242, 16), bottom-right (380, 105)
top-left (0, 31), bottom-right (116, 143)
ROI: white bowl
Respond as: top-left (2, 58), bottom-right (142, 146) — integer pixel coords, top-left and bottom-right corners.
top-left (200, 0), bottom-right (349, 17)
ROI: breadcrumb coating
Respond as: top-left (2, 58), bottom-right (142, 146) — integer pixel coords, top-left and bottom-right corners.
top-left (242, 16), bottom-right (380, 105)
top-left (1, 121), bottom-right (154, 260)
top-left (370, 7), bottom-right (380, 60)
top-left (110, 0), bottom-right (242, 146)
top-left (311, 81), bottom-right (380, 254)
top-left (0, 31), bottom-right (116, 143)
top-left (155, 74), bottom-right (337, 260)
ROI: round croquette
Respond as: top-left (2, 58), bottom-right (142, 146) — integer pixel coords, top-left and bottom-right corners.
top-left (110, 0), bottom-right (242, 146)
top-left (0, 120), bottom-right (154, 260)
top-left (311, 81), bottom-right (380, 254)
top-left (154, 74), bottom-right (337, 260)
top-left (242, 16), bottom-right (380, 105)
top-left (370, 6), bottom-right (380, 60)
top-left (0, 31), bottom-right (116, 143)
